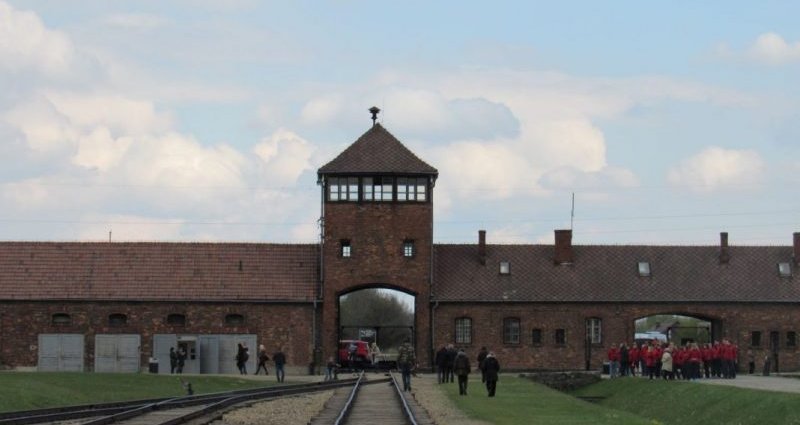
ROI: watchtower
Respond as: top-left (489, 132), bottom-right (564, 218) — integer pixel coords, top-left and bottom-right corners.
top-left (316, 108), bottom-right (438, 365)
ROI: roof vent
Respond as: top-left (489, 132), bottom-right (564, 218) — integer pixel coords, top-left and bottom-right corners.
top-left (794, 232), bottom-right (800, 264)
top-left (478, 230), bottom-right (486, 265)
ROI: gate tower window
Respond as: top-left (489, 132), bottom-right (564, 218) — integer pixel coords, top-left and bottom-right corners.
top-left (397, 177), bottom-right (427, 202)
top-left (341, 240), bottom-right (352, 258)
top-left (403, 240), bottom-right (415, 257)
top-left (328, 177), bottom-right (359, 202)
top-left (363, 177), bottom-right (394, 201)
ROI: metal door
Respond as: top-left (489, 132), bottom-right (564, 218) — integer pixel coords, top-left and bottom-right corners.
top-left (199, 335), bottom-right (220, 374)
top-left (153, 334), bottom-right (178, 374)
top-left (95, 334), bottom-right (141, 373)
top-left (218, 334), bottom-right (257, 374)
top-left (38, 334), bottom-right (84, 372)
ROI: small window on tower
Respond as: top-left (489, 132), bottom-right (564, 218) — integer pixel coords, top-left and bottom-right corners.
top-left (403, 240), bottom-right (415, 257)
top-left (341, 240), bottom-right (352, 258)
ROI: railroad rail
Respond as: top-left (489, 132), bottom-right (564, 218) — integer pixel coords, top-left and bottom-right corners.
top-left (0, 378), bottom-right (360, 425)
top-left (311, 371), bottom-right (433, 425)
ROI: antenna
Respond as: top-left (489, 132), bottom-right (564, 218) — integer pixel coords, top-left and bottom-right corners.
top-left (109, 230), bottom-right (112, 243)
top-left (570, 192), bottom-right (575, 230)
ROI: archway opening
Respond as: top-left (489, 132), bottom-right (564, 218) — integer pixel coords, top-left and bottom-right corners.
top-left (338, 288), bottom-right (414, 370)
top-left (634, 313), bottom-right (714, 346)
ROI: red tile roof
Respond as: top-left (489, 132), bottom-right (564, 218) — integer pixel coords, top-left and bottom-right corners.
top-left (0, 242), bottom-right (318, 302)
top-left (318, 124), bottom-right (438, 176)
top-left (434, 244), bottom-right (798, 302)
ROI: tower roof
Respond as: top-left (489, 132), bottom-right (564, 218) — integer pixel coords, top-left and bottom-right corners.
top-left (318, 124), bottom-right (438, 177)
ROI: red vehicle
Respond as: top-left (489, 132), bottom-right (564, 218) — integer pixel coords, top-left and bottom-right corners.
top-left (338, 340), bottom-right (370, 367)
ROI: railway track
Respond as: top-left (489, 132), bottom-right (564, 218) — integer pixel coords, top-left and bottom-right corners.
top-left (0, 378), bottom-right (360, 425)
top-left (310, 371), bottom-right (434, 425)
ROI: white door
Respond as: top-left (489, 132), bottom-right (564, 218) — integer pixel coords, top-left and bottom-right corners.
top-left (38, 334), bottom-right (84, 372)
top-left (95, 334), bottom-right (141, 373)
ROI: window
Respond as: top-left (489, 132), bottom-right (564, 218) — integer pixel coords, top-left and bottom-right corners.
top-left (751, 331), bottom-right (762, 347)
top-left (531, 328), bottom-right (543, 345)
top-left (788, 331), bottom-right (797, 347)
top-left (363, 177), bottom-right (394, 201)
top-left (499, 261), bottom-right (510, 275)
top-left (108, 313), bottom-right (127, 326)
top-left (52, 313), bottom-right (71, 326)
top-left (225, 314), bottom-right (245, 326)
top-left (586, 317), bottom-right (602, 344)
top-left (555, 329), bottom-right (566, 345)
top-left (455, 317), bottom-right (472, 344)
top-left (403, 240), bottom-right (415, 257)
top-left (638, 261), bottom-right (651, 277)
top-left (341, 240), bottom-right (351, 258)
top-left (397, 177), bottom-right (427, 202)
top-left (328, 177), bottom-right (359, 202)
top-left (778, 262), bottom-right (792, 277)
top-left (167, 314), bottom-right (186, 326)
top-left (503, 318), bottom-right (520, 344)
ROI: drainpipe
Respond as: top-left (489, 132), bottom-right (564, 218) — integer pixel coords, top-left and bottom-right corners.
top-left (430, 300), bottom-right (438, 372)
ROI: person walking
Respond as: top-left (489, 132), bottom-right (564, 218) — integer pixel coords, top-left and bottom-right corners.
top-left (476, 346), bottom-right (488, 383)
top-left (324, 356), bottom-right (339, 381)
top-left (397, 339), bottom-right (416, 392)
top-left (176, 346), bottom-right (186, 374)
top-left (435, 345), bottom-right (447, 383)
top-left (273, 348), bottom-right (286, 383)
top-left (255, 344), bottom-right (270, 375)
top-left (453, 348), bottom-right (471, 395)
top-left (444, 344), bottom-right (456, 383)
top-left (482, 352), bottom-right (500, 397)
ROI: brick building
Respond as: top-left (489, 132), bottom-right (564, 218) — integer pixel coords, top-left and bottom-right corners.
top-left (1, 117), bottom-right (799, 373)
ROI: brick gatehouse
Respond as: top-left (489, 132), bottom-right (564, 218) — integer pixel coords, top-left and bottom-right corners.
top-left (1, 116), bottom-right (799, 373)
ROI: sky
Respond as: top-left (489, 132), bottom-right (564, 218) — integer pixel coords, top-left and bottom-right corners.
top-left (1, 1), bottom-right (799, 246)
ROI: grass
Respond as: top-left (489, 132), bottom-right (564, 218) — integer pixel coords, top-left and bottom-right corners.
top-left (0, 372), bottom-right (274, 413)
top-left (440, 375), bottom-right (652, 425)
top-left (572, 377), bottom-right (800, 425)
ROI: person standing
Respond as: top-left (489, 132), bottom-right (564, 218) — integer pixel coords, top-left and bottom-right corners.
top-left (324, 356), bottom-right (339, 381)
top-left (453, 349), bottom-right (471, 395)
top-left (236, 342), bottom-right (249, 375)
top-left (169, 347), bottom-right (178, 374)
top-left (661, 347), bottom-right (674, 380)
top-left (619, 343), bottom-right (630, 377)
top-left (273, 348), bottom-right (286, 383)
top-left (444, 344), bottom-right (457, 383)
top-left (255, 344), bottom-right (270, 375)
top-left (370, 342), bottom-right (381, 366)
top-left (476, 346), bottom-right (488, 383)
top-left (482, 352), bottom-right (500, 397)
top-left (176, 346), bottom-right (186, 374)
top-left (397, 339), bottom-right (416, 392)
top-left (607, 344), bottom-right (620, 378)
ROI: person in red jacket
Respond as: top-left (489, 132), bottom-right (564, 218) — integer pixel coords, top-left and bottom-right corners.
top-left (628, 343), bottom-right (640, 377)
top-left (701, 343), bottom-right (713, 378)
top-left (607, 344), bottom-right (620, 378)
top-left (673, 346), bottom-right (685, 379)
top-left (644, 345), bottom-right (658, 379)
top-left (688, 343), bottom-right (703, 380)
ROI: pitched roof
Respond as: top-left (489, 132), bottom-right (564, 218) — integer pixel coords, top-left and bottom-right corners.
top-left (318, 124), bottom-right (438, 176)
top-left (434, 244), bottom-right (797, 303)
top-left (0, 242), bottom-right (318, 302)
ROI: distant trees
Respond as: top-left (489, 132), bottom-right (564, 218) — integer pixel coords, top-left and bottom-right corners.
top-left (339, 289), bottom-right (414, 352)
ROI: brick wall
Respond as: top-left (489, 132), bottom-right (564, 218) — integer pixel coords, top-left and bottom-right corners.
top-left (321, 202), bottom-right (433, 366)
top-left (433, 302), bottom-right (800, 372)
top-left (0, 301), bottom-right (314, 370)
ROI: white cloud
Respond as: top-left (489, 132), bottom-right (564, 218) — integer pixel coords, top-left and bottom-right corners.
top-left (717, 32), bottom-right (800, 65)
top-left (301, 95), bottom-right (343, 125)
top-left (0, 1), bottom-right (75, 76)
top-left (101, 13), bottom-right (169, 31)
top-left (254, 129), bottom-right (315, 184)
top-left (667, 147), bottom-right (764, 192)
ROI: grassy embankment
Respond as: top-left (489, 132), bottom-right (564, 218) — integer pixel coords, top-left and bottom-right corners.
top-left (440, 375), bottom-right (800, 425)
top-left (0, 372), bottom-right (271, 413)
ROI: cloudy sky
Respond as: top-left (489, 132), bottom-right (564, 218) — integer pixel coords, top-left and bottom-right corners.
top-left (1, 1), bottom-right (798, 246)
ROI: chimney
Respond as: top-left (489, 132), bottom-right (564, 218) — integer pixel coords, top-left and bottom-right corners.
top-left (478, 230), bottom-right (486, 265)
top-left (794, 232), bottom-right (800, 264)
top-left (719, 232), bottom-right (730, 264)
top-left (554, 229), bottom-right (573, 265)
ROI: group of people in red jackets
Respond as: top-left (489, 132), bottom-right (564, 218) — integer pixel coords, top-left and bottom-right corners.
top-left (607, 339), bottom-right (740, 380)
